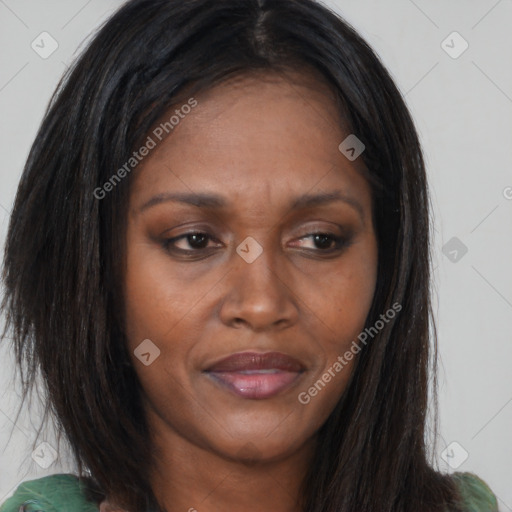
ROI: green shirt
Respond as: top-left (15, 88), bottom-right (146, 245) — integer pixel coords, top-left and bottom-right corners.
top-left (0, 471), bottom-right (499, 511)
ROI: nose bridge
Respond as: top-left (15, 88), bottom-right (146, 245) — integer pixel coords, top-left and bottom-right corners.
top-left (242, 243), bottom-right (277, 286)
top-left (235, 235), bottom-right (283, 300)
top-left (219, 235), bottom-right (297, 329)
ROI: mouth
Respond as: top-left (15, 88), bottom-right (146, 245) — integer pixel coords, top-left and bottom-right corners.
top-left (203, 351), bottom-right (306, 400)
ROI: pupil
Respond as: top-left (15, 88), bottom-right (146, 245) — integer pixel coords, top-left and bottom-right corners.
top-left (189, 233), bottom-right (208, 248)
top-left (315, 234), bottom-right (332, 249)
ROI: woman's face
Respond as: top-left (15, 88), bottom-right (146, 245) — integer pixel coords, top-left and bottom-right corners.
top-left (123, 71), bottom-right (378, 463)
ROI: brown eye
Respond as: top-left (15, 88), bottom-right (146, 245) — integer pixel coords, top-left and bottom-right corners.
top-left (163, 231), bottom-right (216, 252)
top-left (294, 232), bottom-right (350, 252)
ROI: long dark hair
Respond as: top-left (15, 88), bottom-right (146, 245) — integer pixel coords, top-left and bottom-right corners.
top-left (1, 0), bottom-right (465, 510)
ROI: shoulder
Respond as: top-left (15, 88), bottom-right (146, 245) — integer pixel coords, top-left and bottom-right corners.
top-left (0, 473), bottom-right (99, 512)
top-left (1, 470), bottom-right (499, 512)
top-left (450, 471), bottom-right (499, 512)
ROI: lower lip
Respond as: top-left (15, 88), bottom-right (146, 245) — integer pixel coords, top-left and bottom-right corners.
top-left (205, 370), bottom-right (302, 399)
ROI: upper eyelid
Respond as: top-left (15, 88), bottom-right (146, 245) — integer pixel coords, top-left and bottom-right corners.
top-left (160, 218), bottom-right (350, 236)
top-left (165, 230), bottom-right (348, 251)
top-left (166, 226), bottom-right (345, 240)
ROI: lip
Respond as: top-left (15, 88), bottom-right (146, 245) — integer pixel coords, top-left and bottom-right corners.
top-left (203, 351), bottom-right (306, 400)
top-left (205, 351), bottom-right (305, 373)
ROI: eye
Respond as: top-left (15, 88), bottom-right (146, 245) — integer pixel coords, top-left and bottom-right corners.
top-left (161, 230), bottom-right (352, 259)
top-left (292, 232), bottom-right (350, 253)
top-left (162, 231), bottom-right (220, 254)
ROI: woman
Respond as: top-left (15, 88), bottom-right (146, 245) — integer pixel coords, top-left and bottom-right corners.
top-left (0, 0), bottom-right (499, 511)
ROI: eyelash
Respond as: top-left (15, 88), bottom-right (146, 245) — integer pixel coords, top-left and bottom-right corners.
top-left (161, 230), bottom-right (351, 257)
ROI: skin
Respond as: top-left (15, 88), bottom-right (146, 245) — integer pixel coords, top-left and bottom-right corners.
top-left (119, 70), bottom-right (378, 512)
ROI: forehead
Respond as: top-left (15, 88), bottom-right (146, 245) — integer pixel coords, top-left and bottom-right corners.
top-left (129, 70), bottom-right (370, 211)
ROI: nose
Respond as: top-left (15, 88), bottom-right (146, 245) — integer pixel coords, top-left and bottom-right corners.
top-left (219, 242), bottom-right (299, 332)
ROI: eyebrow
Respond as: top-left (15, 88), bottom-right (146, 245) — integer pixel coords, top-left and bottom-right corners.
top-left (137, 190), bottom-right (365, 220)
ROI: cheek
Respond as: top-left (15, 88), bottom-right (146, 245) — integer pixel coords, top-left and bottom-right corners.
top-left (334, 261), bottom-right (377, 336)
top-left (295, 248), bottom-right (377, 412)
top-left (123, 256), bottom-right (172, 349)
top-left (123, 250), bottom-right (199, 406)
top-left (308, 240), bottom-right (378, 350)
top-left (123, 238), bottom-right (211, 349)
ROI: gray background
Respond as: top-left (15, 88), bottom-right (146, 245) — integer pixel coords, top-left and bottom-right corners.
top-left (0, 0), bottom-right (511, 508)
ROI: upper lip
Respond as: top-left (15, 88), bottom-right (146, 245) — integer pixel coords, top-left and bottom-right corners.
top-left (204, 351), bottom-right (305, 373)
